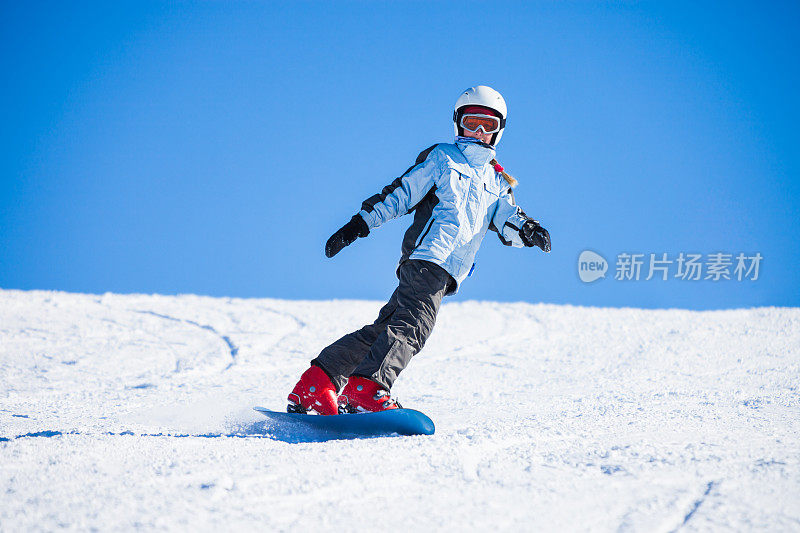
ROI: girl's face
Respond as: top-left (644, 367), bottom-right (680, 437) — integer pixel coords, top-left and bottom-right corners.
top-left (461, 127), bottom-right (493, 145)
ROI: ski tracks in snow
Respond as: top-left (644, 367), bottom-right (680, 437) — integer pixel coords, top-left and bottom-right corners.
top-left (130, 309), bottom-right (240, 372)
top-left (672, 480), bottom-right (718, 531)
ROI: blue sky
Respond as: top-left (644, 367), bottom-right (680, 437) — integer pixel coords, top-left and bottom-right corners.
top-left (1, 1), bottom-right (798, 309)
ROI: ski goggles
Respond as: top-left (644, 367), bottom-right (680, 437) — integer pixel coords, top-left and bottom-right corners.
top-left (459, 113), bottom-right (503, 134)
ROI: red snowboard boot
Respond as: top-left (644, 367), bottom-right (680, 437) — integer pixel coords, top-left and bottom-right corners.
top-left (287, 365), bottom-right (338, 415)
top-left (339, 376), bottom-right (402, 413)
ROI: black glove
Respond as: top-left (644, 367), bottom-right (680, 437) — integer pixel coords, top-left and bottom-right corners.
top-left (520, 219), bottom-right (551, 252)
top-left (325, 215), bottom-right (370, 258)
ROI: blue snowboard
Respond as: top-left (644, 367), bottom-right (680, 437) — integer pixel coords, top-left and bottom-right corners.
top-left (252, 407), bottom-right (434, 442)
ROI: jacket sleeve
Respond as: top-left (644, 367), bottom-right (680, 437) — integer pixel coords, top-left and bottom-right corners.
top-left (489, 186), bottom-right (529, 248)
top-left (358, 150), bottom-right (439, 230)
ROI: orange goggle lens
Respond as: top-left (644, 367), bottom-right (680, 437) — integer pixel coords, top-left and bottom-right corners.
top-left (460, 113), bottom-right (501, 134)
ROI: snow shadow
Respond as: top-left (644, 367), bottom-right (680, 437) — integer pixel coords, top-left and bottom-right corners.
top-left (3, 423), bottom-right (384, 444)
top-left (2, 428), bottom-right (314, 442)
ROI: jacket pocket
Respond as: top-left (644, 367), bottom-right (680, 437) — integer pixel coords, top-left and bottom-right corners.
top-left (454, 172), bottom-right (470, 207)
top-left (414, 217), bottom-right (435, 249)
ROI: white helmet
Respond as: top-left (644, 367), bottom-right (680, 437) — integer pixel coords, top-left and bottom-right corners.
top-left (453, 85), bottom-right (508, 146)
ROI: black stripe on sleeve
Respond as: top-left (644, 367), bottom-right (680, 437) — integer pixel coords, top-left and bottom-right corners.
top-left (361, 144), bottom-right (440, 214)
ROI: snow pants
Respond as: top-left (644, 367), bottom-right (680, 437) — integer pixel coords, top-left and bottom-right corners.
top-left (312, 259), bottom-right (455, 391)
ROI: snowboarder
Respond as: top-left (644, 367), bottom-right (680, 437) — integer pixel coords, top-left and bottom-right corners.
top-left (287, 85), bottom-right (551, 415)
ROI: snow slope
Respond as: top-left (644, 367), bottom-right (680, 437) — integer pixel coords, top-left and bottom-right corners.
top-left (1, 289), bottom-right (798, 531)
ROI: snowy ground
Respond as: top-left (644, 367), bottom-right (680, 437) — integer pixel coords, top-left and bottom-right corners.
top-left (1, 289), bottom-right (798, 531)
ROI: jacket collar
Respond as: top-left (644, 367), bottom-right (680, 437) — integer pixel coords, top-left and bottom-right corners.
top-left (455, 137), bottom-right (496, 168)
